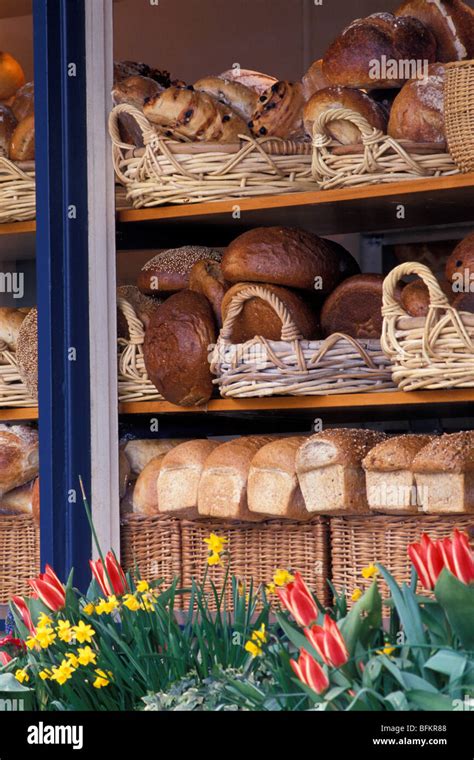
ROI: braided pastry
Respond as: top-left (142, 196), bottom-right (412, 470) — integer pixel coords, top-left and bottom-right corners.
top-left (249, 81), bottom-right (305, 139)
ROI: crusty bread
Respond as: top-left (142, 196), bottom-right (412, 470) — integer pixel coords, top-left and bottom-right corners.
top-left (138, 246), bottom-right (222, 295)
top-left (0, 104), bottom-right (16, 158)
top-left (395, 0), bottom-right (474, 61)
top-left (302, 59), bottom-right (330, 101)
top-left (198, 435), bottom-right (276, 520)
top-left (158, 439), bottom-right (220, 517)
top-left (0, 425), bottom-right (39, 497)
top-left (112, 75), bottom-right (163, 110)
top-left (218, 68), bottom-right (278, 96)
top-left (11, 81), bottom-right (34, 122)
top-left (412, 431), bottom-right (474, 513)
top-left (296, 428), bottom-right (387, 513)
top-left (445, 231), bottom-right (474, 285)
top-left (388, 64), bottom-right (446, 144)
top-left (304, 86), bottom-right (387, 144)
top-left (320, 274), bottom-right (385, 339)
top-left (249, 81), bottom-right (305, 139)
top-left (363, 434), bottom-right (435, 513)
top-left (194, 77), bottom-right (258, 122)
top-left (248, 437), bottom-right (310, 519)
top-left (0, 52), bottom-right (25, 101)
top-left (0, 479), bottom-right (37, 520)
top-left (9, 113), bottom-right (34, 161)
top-left (132, 455), bottom-right (165, 515)
top-left (0, 308), bottom-right (27, 349)
top-left (123, 439), bottom-right (188, 476)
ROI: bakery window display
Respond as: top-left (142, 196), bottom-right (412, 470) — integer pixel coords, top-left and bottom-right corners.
top-left (0, 52), bottom-right (35, 223)
top-left (0, 307), bottom-right (38, 407)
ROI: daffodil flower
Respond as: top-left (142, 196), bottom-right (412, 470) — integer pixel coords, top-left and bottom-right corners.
top-left (57, 620), bottom-right (74, 643)
top-left (35, 627), bottom-right (57, 649)
top-left (93, 669), bottom-right (111, 689)
top-left (207, 552), bottom-right (222, 567)
top-left (72, 621), bottom-right (95, 644)
top-left (244, 640), bottom-right (263, 658)
top-left (273, 569), bottom-right (295, 587)
top-left (361, 564), bottom-right (379, 580)
top-left (36, 613), bottom-right (53, 629)
top-left (83, 603), bottom-right (95, 616)
top-left (203, 533), bottom-right (228, 555)
top-left (15, 668), bottom-right (29, 684)
top-left (136, 580), bottom-right (149, 593)
top-left (377, 645), bottom-right (397, 657)
top-left (77, 646), bottom-right (97, 666)
top-left (123, 594), bottom-right (141, 611)
top-left (351, 588), bottom-right (363, 602)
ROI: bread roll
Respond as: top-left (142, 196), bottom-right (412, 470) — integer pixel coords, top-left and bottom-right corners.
top-left (323, 13), bottom-right (436, 89)
top-left (221, 283), bottom-right (320, 343)
top-left (401, 279), bottom-right (430, 317)
top-left (9, 114), bottom-right (34, 161)
top-left (321, 274), bottom-right (385, 339)
top-left (114, 61), bottom-right (173, 89)
top-left (138, 246), bottom-right (222, 295)
top-left (0, 307), bottom-right (27, 349)
top-left (304, 86), bottom-right (387, 144)
top-left (123, 439), bottom-right (188, 476)
top-left (0, 425), bottom-right (39, 497)
top-left (194, 77), bottom-right (258, 122)
top-left (189, 259), bottom-right (228, 328)
top-left (112, 75), bottom-right (164, 110)
top-left (249, 81), bottom-right (305, 139)
top-left (302, 59), bottom-right (330, 101)
top-left (218, 68), bottom-right (278, 96)
top-left (248, 437), bottom-right (310, 519)
top-left (11, 82), bottom-right (34, 122)
top-left (222, 227), bottom-right (352, 295)
top-left (198, 436), bottom-right (276, 520)
top-left (132, 455), bottom-right (165, 515)
top-left (395, 0), bottom-right (474, 61)
top-left (0, 104), bottom-right (16, 157)
top-left (157, 439), bottom-right (219, 517)
top-left (16, 308), bottom-right (38, 399)
top-left (296, 428), bottom-right (387, 514)
top-left (445, 232), bottom-right (474, 287)
top-left (143, 290), bottom-right (216, 406)
top-left (0, 479), bottom-right (38, 520)
top-left (412, 431), bottom-right (474, 513)
top-left (388, 64), bottom-right (445, 144)
top-left (0, 53), bottom-right (25, 101)
top-left (363, 434), bottom-right (434, 513)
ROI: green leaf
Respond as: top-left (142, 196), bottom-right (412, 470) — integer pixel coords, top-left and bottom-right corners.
top-left (377, 565), bottom-right (427, 667)
top-left (406, 690), bottom-right (454, 711)
top-left (275, 613), bottom-right (314, 654)
top-left (425, 650), bottom-right (467, 680)
top-left (340, 582), bottom-right (382, 657)
top-left (434, 569), bottom-right (474, 650)
top-left (385, 691), bottom-right (409, 711)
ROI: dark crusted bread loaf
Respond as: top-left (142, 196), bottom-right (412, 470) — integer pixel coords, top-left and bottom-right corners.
top-left (395, 0), bottom-right (474, 61)
top-left (320, 273), bottom-right (386, 339)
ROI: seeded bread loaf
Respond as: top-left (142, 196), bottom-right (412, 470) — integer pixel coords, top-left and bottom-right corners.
top-left (363, 434), bottom-right (435, 513)
top-left (137, 246), bottom-right (222, 295)
top-left (158, 439), bottom-right (220, 517)
top-left (296, 428), bottom-right (387, 513)
top-left (248, 437), bottom-right (310, 519)
top-left (412, 431), bottom-right (474, 513)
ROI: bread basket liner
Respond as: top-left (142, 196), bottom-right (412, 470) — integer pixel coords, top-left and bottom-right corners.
top-left (381, 261), bottom-right (474, 391)
top-left (109, 104), bottom-right (315, 207)
top-left (210, 284), bottom-right (396, 397)
top-left (0, 157), bottom-right (35, 223)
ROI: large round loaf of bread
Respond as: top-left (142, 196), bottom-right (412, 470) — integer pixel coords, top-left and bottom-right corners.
top-left (320, 273), bottom-right (385, 339)
top-left (143, 290), bottom-right (216, 407)
top-left (0, 425), bottom-right (39, 497)
top-left (395, 0), bottom-right (474, 61)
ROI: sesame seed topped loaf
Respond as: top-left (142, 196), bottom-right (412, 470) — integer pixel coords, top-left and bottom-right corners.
top-left (137, 246), bottom-right (222, 295)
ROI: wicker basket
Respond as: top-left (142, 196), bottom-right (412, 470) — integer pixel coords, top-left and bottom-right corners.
top-left (331, 515), bottom-right (473, 603)
top-left (211, 285), bottom-right (396, 398)
top-left (381, 262), bottom-right (474, 391)
top-left (120, 514), bottom-right (182, 592)
top-left (109, 104), bottom-right (315, 208)
top-left (0, 515), bottom-right (39, 603)
top-left (0, 340), bottom-right (37, 407)
top-left (180, 517), bottom-right (331, 610)
top-left (117, 297), bottom-right (163, 402)
top-left (0, 158), bottom-right (35, 223)
top-left (445, 59), bottom-right (474, 173)
top-left (311, 107), bottom-right (459, 190)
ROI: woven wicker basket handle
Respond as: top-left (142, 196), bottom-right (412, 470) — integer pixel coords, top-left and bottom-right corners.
top-left (117, 297), bottom-right (145, 345)
top-left (309, 332), bottom-right (377, 369)
top-left (109, 104), bottom-right (157, 150)
top-left (220, 285), bottom-right (303, 343)
top-left (313, 107), bottom-right (383, 146)
top-left (382, 262), bottom-right (450, 317)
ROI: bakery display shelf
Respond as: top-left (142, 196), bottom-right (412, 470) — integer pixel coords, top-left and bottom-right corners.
top-left (119, 388), bottom-right (474, 416)
top-left (0, 407), bottom-right (38, 421)
top-left (0, 221), bottom-right (36, 236)
top-left (116, 173), bottom-right (474, 239)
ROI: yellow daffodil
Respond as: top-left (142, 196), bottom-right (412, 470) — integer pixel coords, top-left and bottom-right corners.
top-left (95, 596), bottom-right (118, 615)
top-left (72, 621), bottom-right (95, 644)
top-left (265, 582), bottom-right (276, 596)
top-left (244, 640), bottom-right (263, 658)
top-left (351, 588), bottom-right (363, 602)
top-left (35, 627), bottom-right (57, 649)
top-left (377, 645), bottom-right (397, 657)
top-left (207, 552), bottom-right (222, 567)
top-left (251, 623), bottom-right (267, 644)
top-left (25, 636), bottom-right (37, 651)
top-left (273, 569), bottom-right (294, 587)
top-left (15, 668), bottom-right (29, 684)
top-left (39, 669), bottom-right (52, 681)
top-left (136, 580), bottom-right (149, 593)
top-left (203, 533), bottom-right (228, 555)
top-left (57, 620), bottom-right (74, 643)
top-left (77, 646), bottom-right (97, 666)
top-left (140, 596), bottom-right (155, 612)
top-left (66, 652), bottom-right (79, 668)
top-left (83, 603), bottom-right (95, 616)
top-left (50, 660), bottom-right (75, 686)
top-left (123, 594), bottom-right (141, 611)
top-left (37, 613), bottom-right (53, 629)
top-left (362, 564), bottom-right (379, 580)
top-left (93, 669), bottom-right (110, 689)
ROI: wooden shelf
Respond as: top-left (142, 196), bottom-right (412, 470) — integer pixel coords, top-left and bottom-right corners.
top-left (0, 407), bottom-right (38, 421)
top-left (119, 389), bottom-right (474, 416)
top-left (0, 0), bottom-right (32, 18)
top-left (116, 174), bottom-right (474, 240)
top-left (0, 221), bottom-right (35, 236)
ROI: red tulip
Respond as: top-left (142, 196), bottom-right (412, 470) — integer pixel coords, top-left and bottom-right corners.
top-left (90, 551), bottom-right (127, 597)
top-left (290, 648), bottom-right (329, 695)
top-left (408, 531), bottom-right (474, 590)
top-left (305, 615), bottom-right (349, 668)
top-left (0, 651), bottom-right (12, 666)
top-left (0, 635), bottom-right (25, 652)
top-left (276, 573), bottom-right (318, 627)
top-left (11, 596), bottom-right (36, 636)
top-left (29, 565), bottom-right (66, 612)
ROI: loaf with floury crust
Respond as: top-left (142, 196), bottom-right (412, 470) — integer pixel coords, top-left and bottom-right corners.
top-left (248, 437), bottom-right (311, 519)
top-left (412, 431), bottom-right (474, 513)
top-left (0, 307), bottom-right (27, 349)
top-left (363, 434), bottom-right (435, 513)
top-left (395, 0), bottom-right (474, 61)
top-left (0, 425), bottom-right (39, 497)
top-left (0, 477), bottom-right (39, 523)
top-left (388, 64), bottom-right (446, 144)
top-left (157, 439), bottom-right (220, 517)
top-left (322, 12), bottom-right (436, 89)
top-left (303, 86), bottom-right (388, 145)
top-left (218, 68), bottom-right (278, 96)
top-left (248, 81), bottom-right (305, 139)
top-left (123, 438), bottom-right (191, 476)
top-left (197, 436), bottom-right (277, 520)
top-left (193, 77), bottom-right (258, 122)
top-left (296, 428), bottom-right (387, 513)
